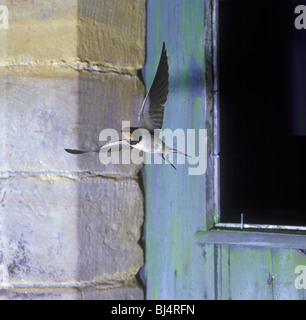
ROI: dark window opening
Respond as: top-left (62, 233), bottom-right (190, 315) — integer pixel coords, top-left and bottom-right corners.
top-left (219, 0), bottom-right (306, 226)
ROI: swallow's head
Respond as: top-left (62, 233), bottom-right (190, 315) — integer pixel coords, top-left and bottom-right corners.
top-left (121, 127), bottom-right (139, 141)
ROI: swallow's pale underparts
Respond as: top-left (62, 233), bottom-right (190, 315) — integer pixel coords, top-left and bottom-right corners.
top-left (65, 43), bottom-right (190, 169)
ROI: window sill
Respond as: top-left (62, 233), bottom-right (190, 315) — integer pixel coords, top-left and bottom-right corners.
top-left (195, 226), bottom-right (306, 250)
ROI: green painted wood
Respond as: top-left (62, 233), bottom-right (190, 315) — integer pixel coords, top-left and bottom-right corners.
top-left (215, 246), bottom-right (305, 300)
top-left (200, 244), bottom-right (306, 300)
top-left (143, 0), bottom-right (306, 300)
top-left (142, 0), bottom-right (207, 299)
top-left (196, 229), bottom-right (306, 249)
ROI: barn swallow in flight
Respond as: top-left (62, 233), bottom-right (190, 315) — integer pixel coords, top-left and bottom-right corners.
top-left (65, 42), bottom-right (190, 169)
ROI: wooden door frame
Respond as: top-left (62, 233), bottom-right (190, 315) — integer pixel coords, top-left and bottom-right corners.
top-left (201, 0), bottom-right (306, 249)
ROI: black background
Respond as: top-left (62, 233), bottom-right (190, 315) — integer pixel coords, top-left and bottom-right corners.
top-left (219, 0), bottom-right (306, 225)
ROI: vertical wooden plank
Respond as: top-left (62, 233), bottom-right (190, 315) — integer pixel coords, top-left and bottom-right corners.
top-left (215, 246), bottom-right (306, 300)
top-left (218, 245), bottom-right (231, 300)
top-left (220, 246), bottom-right (274, 300)
top-left (202, 244), bottom-right (217, 300)
top-left (143, 0), bottom-right (206, 299)
top-left (270, 249), bottom-right (305, 300)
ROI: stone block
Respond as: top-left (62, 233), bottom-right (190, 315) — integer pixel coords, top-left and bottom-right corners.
top-left (0, 283), bottom-right (143, 300)
top-left (78, 283), bottom-right (144, 300)
top-left (0, 177), bottom-right (143, 285)
top-left (0, 0), bottom-right (78, 62)
top-left (78, 0), bottom-right (146, 69)
top-left (0, 0), bottom-right (145, 68)
top-left (0, 66), bottom-right (145, 176)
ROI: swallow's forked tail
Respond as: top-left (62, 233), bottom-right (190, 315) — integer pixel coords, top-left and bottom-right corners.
top-left (64, 146), bottom-right (102, 154)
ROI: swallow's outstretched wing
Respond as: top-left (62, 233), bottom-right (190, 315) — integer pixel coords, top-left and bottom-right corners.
top-left (137, 42), bottom-right (169, 131)
top-left (65, 140), bottom-right (131, 155)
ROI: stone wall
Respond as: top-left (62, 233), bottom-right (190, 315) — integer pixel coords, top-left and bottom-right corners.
top-left (0, 0), bottom-right (145, 300)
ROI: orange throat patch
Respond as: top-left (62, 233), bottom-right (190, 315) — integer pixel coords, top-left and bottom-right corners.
top-left (122, 132), bottom-right (133, 140)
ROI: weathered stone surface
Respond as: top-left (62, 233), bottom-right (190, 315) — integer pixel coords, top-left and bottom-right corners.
top-left (79, 283), bottom-right (144, 300)
top-left (78, 0), bottom-right (146, 69)
top-left (0, 0), bottom-right (146, 300)
top-left (0, 0), bottom-right (145, 68)
top-left (0, 66), bottom-right (144, 176)
top-left (0, 177), bottom-right (143, 285)
top-left (0, 0), bottom-right (78, 62)
top-left (0, 283), bottom-right (143, 300)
